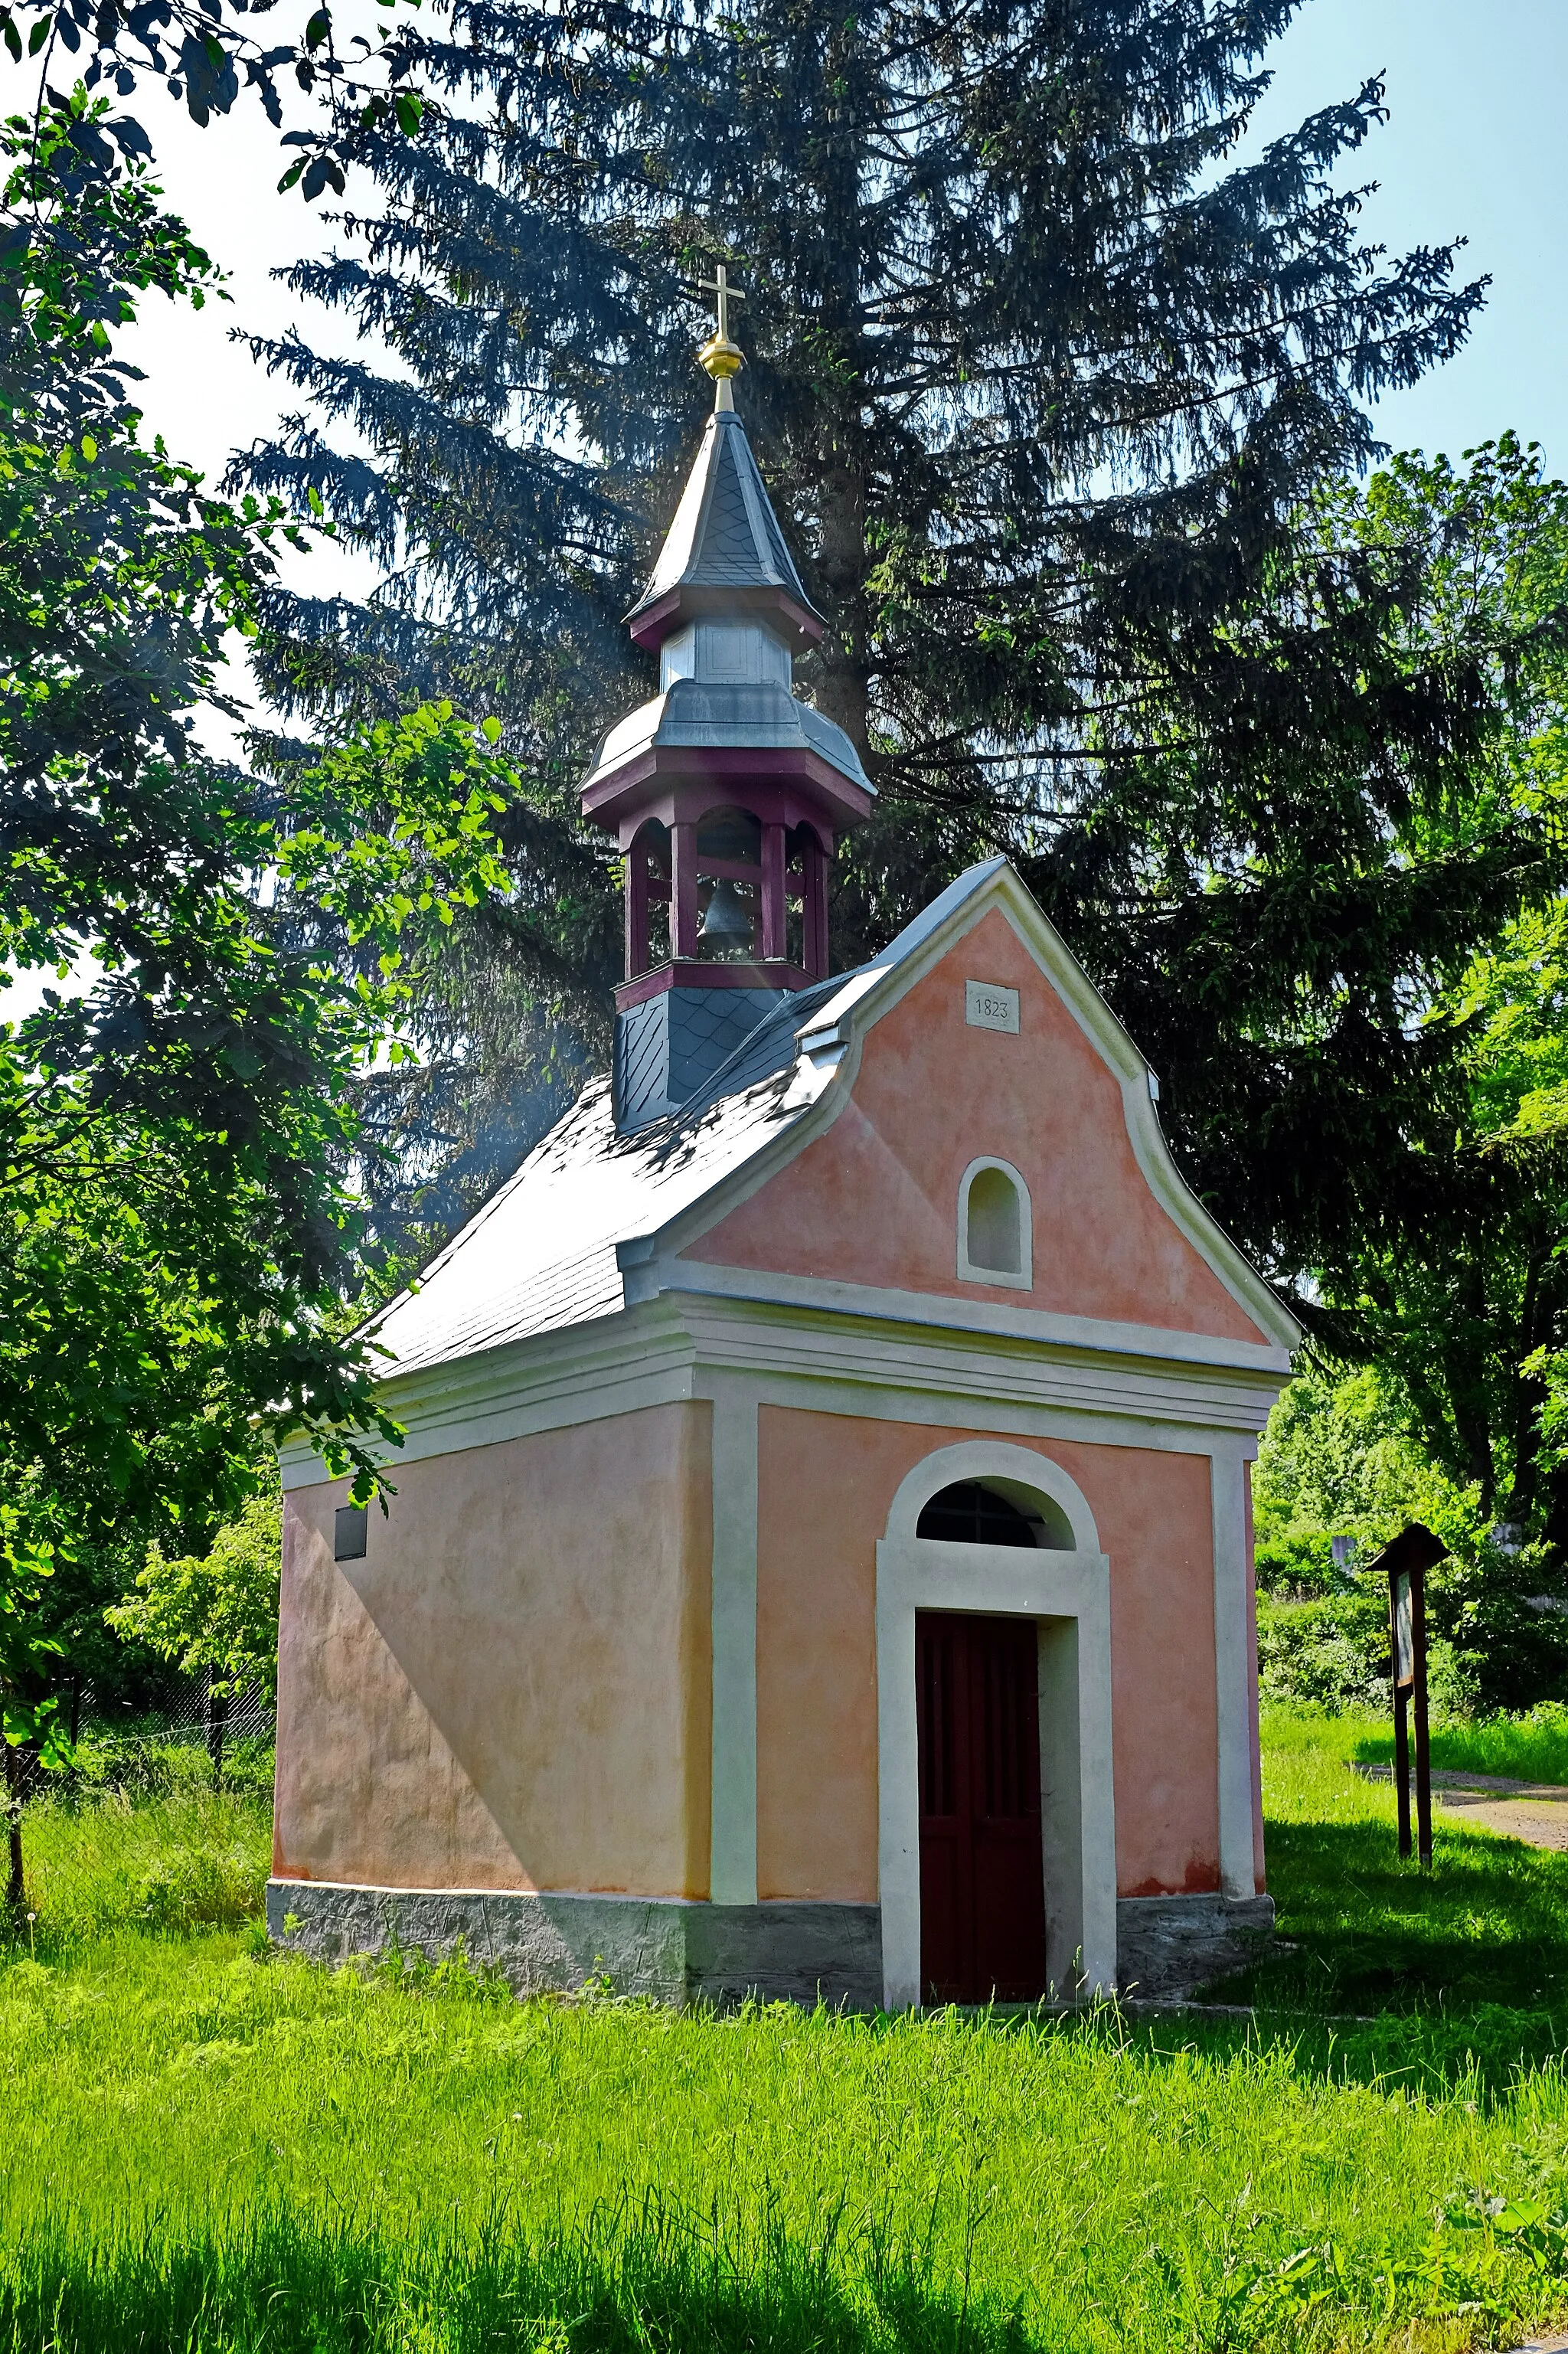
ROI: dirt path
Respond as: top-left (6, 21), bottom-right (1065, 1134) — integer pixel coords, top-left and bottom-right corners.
top-left (1353, 1764), bottom-right (1568, 1851)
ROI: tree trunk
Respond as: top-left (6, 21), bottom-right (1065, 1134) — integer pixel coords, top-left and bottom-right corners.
top-left (806, 13), bottom-right (873, 765)
top-left (1502, 1246), bottom-right (1550, 1530)
top-left (207, 1676), bottom-right (228, 1792)
top-left (5, 1738), bottom-right (24, 1921)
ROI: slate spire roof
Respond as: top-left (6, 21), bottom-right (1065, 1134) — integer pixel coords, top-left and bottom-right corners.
top-left (626, 407), bottom-right (822, 649)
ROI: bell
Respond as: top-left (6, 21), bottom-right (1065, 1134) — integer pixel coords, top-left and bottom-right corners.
top-left (698, 878), bottom-right (753, 952)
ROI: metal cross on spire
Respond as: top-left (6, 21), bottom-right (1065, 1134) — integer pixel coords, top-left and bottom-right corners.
top-left (696, 261), bottom-right (744, 344)
top-left (691, 261), bottom-right (746, 407)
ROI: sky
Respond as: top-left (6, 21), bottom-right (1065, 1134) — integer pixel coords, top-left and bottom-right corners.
top-left (60, 0), bottom-right (1568, 495)
top-left (4, 0), bottom-right (1565, 1018)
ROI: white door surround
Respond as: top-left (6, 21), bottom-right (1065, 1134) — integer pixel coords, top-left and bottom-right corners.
top-left (874, 1439), bottom-right (1117, 2008)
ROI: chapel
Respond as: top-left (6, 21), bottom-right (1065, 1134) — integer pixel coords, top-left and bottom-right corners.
top-left (268, 289), bottom-right (1299, 2009)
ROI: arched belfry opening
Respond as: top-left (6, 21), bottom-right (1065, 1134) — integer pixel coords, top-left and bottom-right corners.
top-left (578, 289), bottom-right (874, 1130)
top-left (622, 808), bottom-right (834, 985)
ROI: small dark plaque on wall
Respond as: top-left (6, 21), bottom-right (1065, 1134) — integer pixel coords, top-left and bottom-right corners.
top-left (334, 1505), bottom-right (368, 1562)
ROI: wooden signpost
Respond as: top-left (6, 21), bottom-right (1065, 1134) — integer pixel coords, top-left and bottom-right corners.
top-left (1364, 1522), bottom-right (1448, 1869)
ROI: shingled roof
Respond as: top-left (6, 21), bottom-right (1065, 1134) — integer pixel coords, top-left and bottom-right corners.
top-left (626, 409), bottom-right (822, 644)
top-left (358, 861), bottom-right (1301, 1388)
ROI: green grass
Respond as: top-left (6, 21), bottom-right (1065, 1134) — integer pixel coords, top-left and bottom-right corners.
top-left (1348, 1699), bottom-right (1568, 1787)
top-left (8, 1728), bottom-right (1568, 2349)
top-left (5, 1932), bottom-right (1568, 2352)
top-left (1212, 1708), bottom-right (1568, 2022)
top-left (15, 1762), bottom-right (271, 1950)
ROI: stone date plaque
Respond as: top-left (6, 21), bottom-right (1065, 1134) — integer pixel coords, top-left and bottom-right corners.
top-left (965, 979), bottom-right (1019, 1034)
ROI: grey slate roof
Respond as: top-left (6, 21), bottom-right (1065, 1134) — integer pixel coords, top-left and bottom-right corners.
top-left (626, 410), bottom-right (821, 624)
top-left (583, 677), bottom-right (871, 794)
top-left (365, 1065), bottom-right (818, 1381)
top-left (365, 875), bottom-right (1008, 1382)
top-left (359, 857), bottom-right (1302, 1386)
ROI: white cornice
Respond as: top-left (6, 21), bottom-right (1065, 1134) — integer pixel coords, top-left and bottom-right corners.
top-left (278, 1284), bottom-right (1286, 1489)
top-left (646, 1255), bottom-right (1291, 1376)
top-left (673, 1291), bottom-right (1284, 1432)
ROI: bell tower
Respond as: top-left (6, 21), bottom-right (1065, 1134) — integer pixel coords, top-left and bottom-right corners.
top-left (580, 266), bottom-right (874, 1130)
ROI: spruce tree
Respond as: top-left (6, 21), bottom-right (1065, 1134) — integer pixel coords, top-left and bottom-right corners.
top-left (237, 0), bottom-right (1553, 1287)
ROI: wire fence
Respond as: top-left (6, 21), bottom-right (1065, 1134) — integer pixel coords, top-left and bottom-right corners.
top-left (5, 1672), bottom-right (276, 1806)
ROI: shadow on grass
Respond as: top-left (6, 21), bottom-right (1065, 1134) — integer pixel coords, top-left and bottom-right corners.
top-left (0, 2211), bottom-right (1033, 2354)
top-left (1109, 1996), bottom-right (1568, 2105)
top-left (1250, 1808), bottom-right (1568, 2005)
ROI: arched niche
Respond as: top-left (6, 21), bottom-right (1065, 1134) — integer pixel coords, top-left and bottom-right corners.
top-left (957, 1158), bottom-right (1033, 1291)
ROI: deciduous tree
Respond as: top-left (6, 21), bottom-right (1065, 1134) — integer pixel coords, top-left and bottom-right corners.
top-left (0, 100), bottom-right (516, 1905)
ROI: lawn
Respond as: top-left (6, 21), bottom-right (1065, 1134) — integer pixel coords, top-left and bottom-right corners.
top-left (1351, 1700), bottom-right (1568, 1788)
top-left (1212, 1708), bottom-right (1568, 2029)
top-left (5, 1729), bottom-right (1568, 2351)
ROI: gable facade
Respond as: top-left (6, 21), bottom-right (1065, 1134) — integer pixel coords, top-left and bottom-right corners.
top-left (681, 899), bottom-right (1272, 1347)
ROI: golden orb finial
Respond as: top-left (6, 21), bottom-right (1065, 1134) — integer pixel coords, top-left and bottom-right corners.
top-left (694, 262), bottom-right (745, 410)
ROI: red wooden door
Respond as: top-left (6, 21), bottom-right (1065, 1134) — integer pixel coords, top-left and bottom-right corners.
top-left (916, 1612), bottom-right (1047, 2003)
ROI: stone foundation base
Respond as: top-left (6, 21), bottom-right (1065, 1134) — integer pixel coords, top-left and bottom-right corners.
top-left (266, 1880), bottom-right (884, 2009)
top-left (268, 1880), bottom-right (1272, 2010)
top-left (1115, 1893), bottom-right (1276, 2003)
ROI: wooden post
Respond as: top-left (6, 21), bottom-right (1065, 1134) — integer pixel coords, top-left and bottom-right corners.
top-left (1371, 1523), bottom-right (1446, 1872)
top-left (802, 832), bottom-right (831, 977)
top-left (1393, 1666), bottom-right (1411, 1860)
top-left (1413, 1558), bottom-right (1432, 1870)
top-left (626, 836), bottom-right (651, 978)
top-left (4, 1736), bottom-right (22, 1918)
top-left (671, 822), bottom-right (700, 960)
top-left (760, 822), bottom-right (786, 962)
top-left (206, 1672), bottom-right (227, 1793)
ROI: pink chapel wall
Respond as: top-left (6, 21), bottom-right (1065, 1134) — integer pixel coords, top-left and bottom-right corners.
top-left (681, 906), bottom-right (1268, 1345)
top-left (753, 1409), bottom-right (1225, 1904)
top-left (273, 1401), bottom-right (714, 1899)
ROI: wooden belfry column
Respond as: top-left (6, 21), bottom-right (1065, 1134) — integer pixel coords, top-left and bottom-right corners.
top-left (760, 822), bottom-right (786, 961)
top-left (802, 832), bottom-right (828, 978)
top-left (671, 822), bottom-right (700, 959)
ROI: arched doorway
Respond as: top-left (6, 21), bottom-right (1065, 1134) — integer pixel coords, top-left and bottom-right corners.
top-left (874, 1444), bottom-right (1118, 2009)
top-left (915, 1482), bottom-right (1050, 2003)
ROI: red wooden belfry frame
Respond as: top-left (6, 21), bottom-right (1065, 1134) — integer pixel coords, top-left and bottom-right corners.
top-left (624, 816), bottom-right (831, 981)
top-left (1364, 1522), bottom-right (1448, 1869)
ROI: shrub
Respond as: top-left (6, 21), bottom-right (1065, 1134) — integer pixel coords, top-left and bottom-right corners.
top-left (1257, 1591), bottom-right (1390, 1708)
top-left (1426, 1535), bottom-right (1568, 1715)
